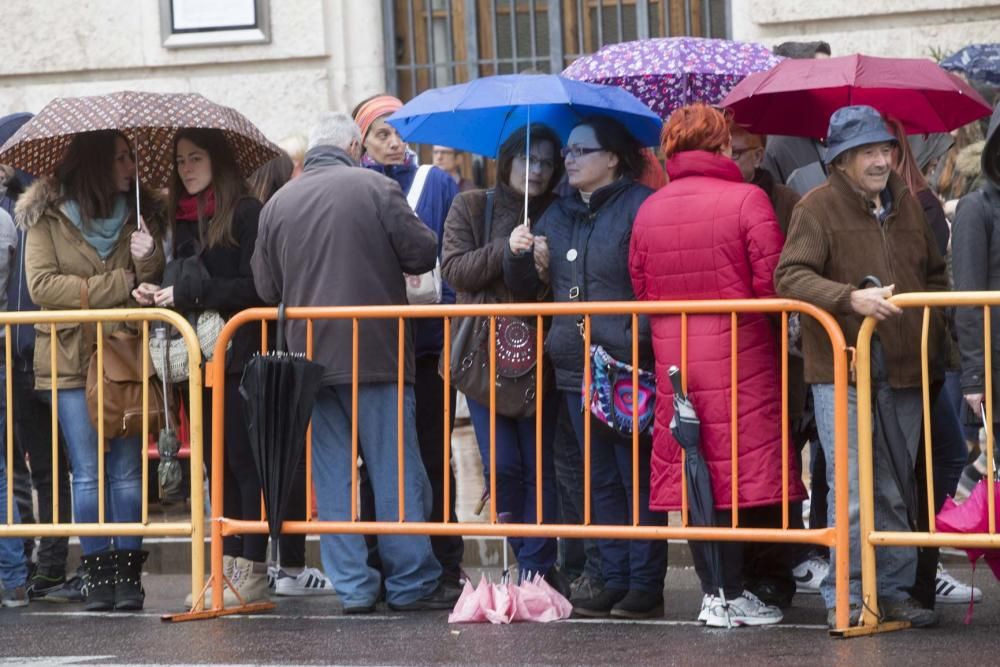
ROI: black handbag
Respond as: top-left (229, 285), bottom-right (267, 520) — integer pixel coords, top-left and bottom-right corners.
top-left (446, 190), bottom-right (541, 419)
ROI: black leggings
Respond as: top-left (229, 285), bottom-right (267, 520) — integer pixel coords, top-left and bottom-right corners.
top-left (204, 377), bottom-right (267, 562)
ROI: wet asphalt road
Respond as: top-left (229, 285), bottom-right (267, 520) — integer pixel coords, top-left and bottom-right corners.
top-left (2, 561), bottom-right (998, 666)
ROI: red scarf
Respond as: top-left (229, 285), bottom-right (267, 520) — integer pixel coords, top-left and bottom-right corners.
top-left (176, 187), bottom-right (216, 222)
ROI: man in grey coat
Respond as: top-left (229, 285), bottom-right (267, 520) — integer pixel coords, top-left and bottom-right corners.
top-left (952, 104), bottom-right (1000, 441)
top-left (252, 111), bottom-right (457, 613)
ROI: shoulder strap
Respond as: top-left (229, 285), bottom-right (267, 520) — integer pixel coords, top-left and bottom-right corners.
top-left (483, 189), bottom-right (496, 247)
top-left (569, 218), bottom-right (583, 302)
top-left (406, 165), bottom-right (433, 211)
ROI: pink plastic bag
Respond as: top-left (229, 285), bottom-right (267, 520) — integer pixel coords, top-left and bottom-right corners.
top-left (448, 574), bottom-right (572, 624)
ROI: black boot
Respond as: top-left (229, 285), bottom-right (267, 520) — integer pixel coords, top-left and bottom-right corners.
top-left (81, 551), bottom-right (116, 612)
top-left (114, 549), bottom-right (149, 611)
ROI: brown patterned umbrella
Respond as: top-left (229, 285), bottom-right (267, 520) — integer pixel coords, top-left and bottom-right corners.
top-left (0, 90), bottom-right (280, 189)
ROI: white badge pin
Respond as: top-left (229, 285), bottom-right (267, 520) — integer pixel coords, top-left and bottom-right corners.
top-left (566, 249), bottom-right (578, 262)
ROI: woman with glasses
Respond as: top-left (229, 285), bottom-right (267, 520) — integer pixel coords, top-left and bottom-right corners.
top-left (504, 116), bottom-right (665, 619)
top-left (630, 103), bottom-right (796, 627)
top-left (442, 124), bottom-right (568, 595)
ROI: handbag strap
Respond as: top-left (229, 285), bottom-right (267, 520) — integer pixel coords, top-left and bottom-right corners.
top-left (406, 165), bottom-right (433, 211)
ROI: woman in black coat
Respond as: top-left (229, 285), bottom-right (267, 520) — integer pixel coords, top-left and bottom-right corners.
top-left (503, 116), bottom-right (665, 620)
top-left (133, 128), bottom-right (268, 605)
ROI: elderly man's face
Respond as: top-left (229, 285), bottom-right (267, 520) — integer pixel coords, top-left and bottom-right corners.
top-left (837, 142), bottom-right (894, 198)
top-left (0, 165), bottom-right (13, 186)
top-left (730, 129), bottom-right (764, 182)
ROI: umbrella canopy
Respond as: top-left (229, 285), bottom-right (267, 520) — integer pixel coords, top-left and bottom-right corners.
top-left (936, 480), bottom-right (1000, 582)
top-left (561, 37), bottom-right (781, 120)
top-left (940, 43), bottom-right (1000, 86)
top-left (0, 90), bottom-right (280, 188)
top-left (385, 74), bottom-right (663, 156)
top-left (721, 54), bottom-right (993, 138)
top-left (668, 366), bottom-right (727, 612)
top-left (239, 305), bottom-right (325, 561)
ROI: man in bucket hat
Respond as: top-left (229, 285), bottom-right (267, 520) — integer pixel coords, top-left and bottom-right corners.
top-left (775, 105), bottom-right (948, 629)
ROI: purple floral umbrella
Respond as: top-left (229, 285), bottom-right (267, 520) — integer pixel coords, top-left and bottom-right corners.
top-left (562, 37), bottom-right (781, 120)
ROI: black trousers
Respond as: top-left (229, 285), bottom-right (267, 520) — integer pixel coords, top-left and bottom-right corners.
top-left (361, 354), bottom-right (463, 579)
top-left (13, 366), bottom-right (72, 578)
top-left (203, 376), bottom-right (267, 562)
top-left (689, 505), bottom-right (795, 601)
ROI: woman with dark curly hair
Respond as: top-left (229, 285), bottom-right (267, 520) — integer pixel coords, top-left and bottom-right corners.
top-left (504, 115), bottom-right (665, 620)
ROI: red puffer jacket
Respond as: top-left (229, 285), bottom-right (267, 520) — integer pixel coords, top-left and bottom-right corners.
top-left (629, 150), bottom-right (805, 511)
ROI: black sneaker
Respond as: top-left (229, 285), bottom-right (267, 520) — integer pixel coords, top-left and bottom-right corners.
top-left (882, 597), bottom-right (939, 628)
top-left (387, 582), bottom-right (461, 611)
top-left (26, 573), bottom-right (67, 601)
top-left (572, 587), bottom-right (627, 618)
top-left (44, 567), bottom-right (88, 603)
top-left (609, 589), bottom-right (664, 619)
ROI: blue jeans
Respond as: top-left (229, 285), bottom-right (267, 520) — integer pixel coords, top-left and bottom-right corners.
top-left (812, 384), bottom-right (921, 607)
top-left (57, 388), bottom-right (142, 555)
top-left (311, 383), bottom-right (440, 608)
top-left (934, 373), bottom-right (971, 506)
top-left (467, 393), bottom-right (558, 575)
top-left (1, 364), bottom-right (29, 590)
top-left (563, 393), bottom-right (668, 593)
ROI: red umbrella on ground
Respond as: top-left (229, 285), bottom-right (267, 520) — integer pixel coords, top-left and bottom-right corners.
top-left (721, 54), bottom-right (993, 138)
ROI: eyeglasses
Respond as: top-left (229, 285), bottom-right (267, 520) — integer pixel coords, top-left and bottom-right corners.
top-left (514, 154), bottom-right (556, 171)
top-left (731, 146), bottom-right (761, 160)
top-left (560, 146), bottom-right (605, 160)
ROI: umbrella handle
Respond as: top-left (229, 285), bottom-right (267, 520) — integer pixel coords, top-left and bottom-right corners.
top-left (276, 303), bottom-right (286, 352)
top-left (668, 365), bottom-right (684, 398)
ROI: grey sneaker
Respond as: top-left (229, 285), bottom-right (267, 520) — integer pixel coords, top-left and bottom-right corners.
top-left (569, 575), bottom-right (604, 603)
top-left (1, 586), bottom-right (29, 608)
top-left (704, 590), bottom-right (782, 628)
top-left (826, 605), bottom-right (862, 629)
top-left (43, 568), bottom-right (87, 603)
top-left (882, 597), bottom-right (939, 628)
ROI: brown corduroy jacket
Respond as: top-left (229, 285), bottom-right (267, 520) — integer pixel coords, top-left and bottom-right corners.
top-left (774, 169), bottom-right (948, 388)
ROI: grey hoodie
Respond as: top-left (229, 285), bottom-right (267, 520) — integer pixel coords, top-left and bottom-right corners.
top-left (951, 104), bottom-right (1000, 411)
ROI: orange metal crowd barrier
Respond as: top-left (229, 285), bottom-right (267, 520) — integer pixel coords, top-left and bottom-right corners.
top-left (0, 308), bottom-right (205, 609)
top-left (854, 292), bottom-right (1000, 636)
top-left (172, 300), bottom-right (852, 632)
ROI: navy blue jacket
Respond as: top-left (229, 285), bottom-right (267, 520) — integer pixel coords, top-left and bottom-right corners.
top-left (1, 112), bottom-right (37, 370)
top-left (504, 177), bottom-right (654, 392)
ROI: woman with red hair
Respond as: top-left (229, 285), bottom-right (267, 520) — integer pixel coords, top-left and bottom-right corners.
top-left (630, 104), bottom-right (802, 627)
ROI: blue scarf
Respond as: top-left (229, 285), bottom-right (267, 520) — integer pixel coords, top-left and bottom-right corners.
top-left (361, 150), bottom-right (418, 195)
top-left (61, 195), bottom-right (129, 260)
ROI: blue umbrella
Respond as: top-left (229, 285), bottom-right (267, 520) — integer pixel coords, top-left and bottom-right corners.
top-left (941, 43), bottom-right (1000, 86)
top-left (388, 74), bottom-right (662, 221)
top-left (385, 74), bottom-right (663, 156)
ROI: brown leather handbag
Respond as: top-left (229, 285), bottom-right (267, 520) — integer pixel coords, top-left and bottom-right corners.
top-left (86, 328), bottom-right (172, 440)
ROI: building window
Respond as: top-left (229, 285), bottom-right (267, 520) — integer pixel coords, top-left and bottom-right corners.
top-left (160, 0), bottom-right (272, 49)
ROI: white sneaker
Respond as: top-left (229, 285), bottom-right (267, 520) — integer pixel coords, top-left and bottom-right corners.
top-left (274, 567), bottom-right (335, 597)
top-left (704, 591), bottom-right (783, 628)
top-left (935, 564), bottom-right (983, 604)
top-left (792, 557), bottom-right (828, 595)
top-left (697, 594), bottom-right (716, 623)
top-left (267, 565), bottom-right (278, 590)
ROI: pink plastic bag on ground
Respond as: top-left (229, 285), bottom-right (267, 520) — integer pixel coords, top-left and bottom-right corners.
top-left (448, 574), bottom-right (572, 624)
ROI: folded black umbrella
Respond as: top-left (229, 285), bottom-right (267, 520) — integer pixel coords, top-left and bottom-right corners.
top-left (669, 366), bottom-right (730, 622)
top-left (239, 304), bottom-right (325, 564)
top-left (860, 276), bottom-right (918, 529)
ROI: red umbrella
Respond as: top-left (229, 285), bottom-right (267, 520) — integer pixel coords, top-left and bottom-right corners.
top-left (721, 54), bottom-right (993, 138)
top-left (936, 479), bottom-right (1000, 582)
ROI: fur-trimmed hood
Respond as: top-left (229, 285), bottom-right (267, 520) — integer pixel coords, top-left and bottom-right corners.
top-left (955, 140), bottom-right (986, 179)
top-left (15, 176), bottom-right (167, 237)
